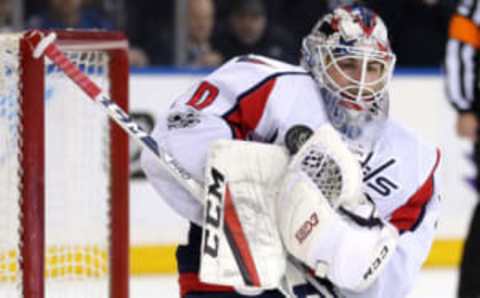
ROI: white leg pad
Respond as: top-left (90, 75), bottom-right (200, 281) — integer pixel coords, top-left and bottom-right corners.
top-left (200, 139), bottom-right (289, 290)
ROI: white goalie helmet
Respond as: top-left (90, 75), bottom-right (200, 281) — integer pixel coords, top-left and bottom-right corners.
top-left (301, 4), bottom-right (396, 142)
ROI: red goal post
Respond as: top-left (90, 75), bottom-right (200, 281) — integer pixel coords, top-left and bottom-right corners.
top-left (0, 30), bottom-right (129, 298)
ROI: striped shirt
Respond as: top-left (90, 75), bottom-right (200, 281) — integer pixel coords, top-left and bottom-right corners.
top-left (445, 0), bottom-right (480, 111)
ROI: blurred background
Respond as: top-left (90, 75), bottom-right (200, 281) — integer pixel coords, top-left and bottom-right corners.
top-left (3, 0), bottom-right (474, 297)
top-left (1, 0), bottom-right (456, 68)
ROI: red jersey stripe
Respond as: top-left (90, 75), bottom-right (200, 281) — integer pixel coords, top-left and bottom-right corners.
top-left (225, 78), bottom-right (277, 140)
top-left (390, 149), bottom-right (441, 232)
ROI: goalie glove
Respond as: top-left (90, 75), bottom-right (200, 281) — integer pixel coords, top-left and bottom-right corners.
top-left (277, 124), bottom-right (399, 292)
top-left (288, 124), bottom-right (364, 209)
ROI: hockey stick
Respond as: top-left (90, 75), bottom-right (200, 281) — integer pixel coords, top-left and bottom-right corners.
top-left (28, 30), bottom-right (203, 200)
top-left (29, 30), bottom-right (328, 294)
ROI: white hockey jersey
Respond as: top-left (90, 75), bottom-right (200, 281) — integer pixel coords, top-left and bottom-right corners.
top-left (141, 55), bottom-right (441, 298)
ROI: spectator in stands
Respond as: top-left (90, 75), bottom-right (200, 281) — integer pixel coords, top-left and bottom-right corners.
top-left (125, 0), bottom-right (172, 66)
top-left (27, 0), bottom-right (150, 67)
top-left (27, 0), bottom-right (113, 30)
top-left (249, 0), bottom-right (352, 53)
top-left (0, 0), bottom-right (13, 32)
top-left (128, 47), bottom-right (150, 68)
top-left (444, 0), bottom-right (480, 297)
top-left (213, 0), bottom-right (297, 64)
top-left (185, 0), bottom-right (223, 67)
top-left (130, 0), bottom-right (221, 67)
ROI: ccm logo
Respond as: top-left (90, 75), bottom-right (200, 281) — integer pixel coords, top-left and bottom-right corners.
top-left (203, 167), bottom-right (225, 258)
top-left (295, 213), bottom-right (319, 244)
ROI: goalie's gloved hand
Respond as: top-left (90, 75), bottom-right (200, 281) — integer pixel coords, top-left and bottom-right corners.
top-left (277, 124), bottom-right (365, 269)
top-left (277, 124), bottom-right (398, 292)
top-left (286, 124), bottom-right (364, 209)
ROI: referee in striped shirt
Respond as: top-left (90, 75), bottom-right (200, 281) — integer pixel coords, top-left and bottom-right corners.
top-left (445, 1), bottom-right (480, 297)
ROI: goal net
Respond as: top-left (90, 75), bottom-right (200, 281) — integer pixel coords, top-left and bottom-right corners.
top-left (0, 31), bottom-right (129, 298)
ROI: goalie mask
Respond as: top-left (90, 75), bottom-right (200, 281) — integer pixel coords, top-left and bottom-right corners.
top-left (301, 5), bottom-right (396, 142)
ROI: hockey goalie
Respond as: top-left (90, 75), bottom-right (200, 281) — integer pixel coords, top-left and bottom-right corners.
top-left (142, 4), bottom-right (441, 298)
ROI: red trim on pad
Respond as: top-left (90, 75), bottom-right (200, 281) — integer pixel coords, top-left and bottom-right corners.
top-left (223, 184), bottom-right (261, 286)
top-left (179, 272), bottom-right (234, 297)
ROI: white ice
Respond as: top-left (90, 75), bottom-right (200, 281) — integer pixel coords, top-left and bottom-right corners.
top-left (130, 269), bottom-right (458, 297)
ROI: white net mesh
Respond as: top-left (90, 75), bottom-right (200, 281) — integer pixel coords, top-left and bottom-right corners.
top-left (0, 33), bottom-right (23, 298)
top-left (0, 33), bottom-right (116, 298)
top-left (44, 49), bottom-right (111, 298)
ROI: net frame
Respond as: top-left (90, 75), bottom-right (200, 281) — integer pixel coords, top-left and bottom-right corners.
top-left (18, 30), bottom-right (129, 298)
